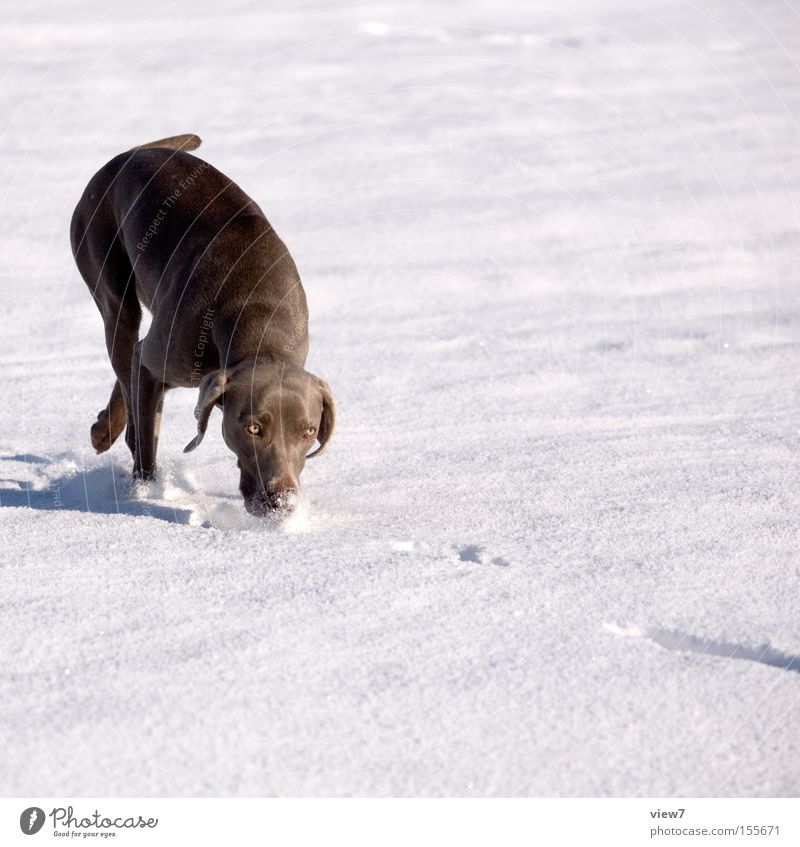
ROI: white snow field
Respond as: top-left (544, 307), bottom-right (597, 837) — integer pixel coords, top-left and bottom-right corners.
top-left (1, 0), bottom-right (798, 797)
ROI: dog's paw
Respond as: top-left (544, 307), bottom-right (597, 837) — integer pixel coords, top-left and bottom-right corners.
top-left (91, 408), bottom-right (126, 453)
top-left (90, 410), bottom-right (114, 453)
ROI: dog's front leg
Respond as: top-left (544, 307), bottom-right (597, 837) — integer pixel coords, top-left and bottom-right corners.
top-left (131, 341), bottom-right (165, 481)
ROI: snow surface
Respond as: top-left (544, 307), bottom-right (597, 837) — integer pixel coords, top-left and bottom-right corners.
top-left (1, 0), bottom-right (799, 796)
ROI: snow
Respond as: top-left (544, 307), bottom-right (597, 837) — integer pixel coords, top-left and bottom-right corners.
top-left (1, 0), bottom-right (799, 796)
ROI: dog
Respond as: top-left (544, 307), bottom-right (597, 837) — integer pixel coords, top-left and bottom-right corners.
top-left (70, 134), bottom-right (335, 515)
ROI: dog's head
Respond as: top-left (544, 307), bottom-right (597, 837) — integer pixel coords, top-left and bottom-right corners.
top-left (184, 357), bottom-right (335, 515)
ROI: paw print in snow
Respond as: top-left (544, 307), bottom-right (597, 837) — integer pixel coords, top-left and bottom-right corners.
top-left (457, 544), bottom-right (509, 567)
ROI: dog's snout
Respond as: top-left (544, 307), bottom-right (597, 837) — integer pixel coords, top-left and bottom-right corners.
top-left (243, 474), bottom-right (299, 516)
top-left (269, 491), bottom-right (297, 512)
top-left (267, 475), bottom-right (298, 509)
top-left (269, 474), bottom-right (297, 496)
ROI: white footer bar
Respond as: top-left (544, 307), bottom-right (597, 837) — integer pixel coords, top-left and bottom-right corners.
top-left (3, 798), bottom-right (797, 846)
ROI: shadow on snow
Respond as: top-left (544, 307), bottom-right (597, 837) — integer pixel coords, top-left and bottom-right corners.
top-left (0, 453), bottom-right (194, 524)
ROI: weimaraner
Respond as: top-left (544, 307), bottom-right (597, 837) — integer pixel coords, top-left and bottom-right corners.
top-left (70, 134), bottom-right (335, 515)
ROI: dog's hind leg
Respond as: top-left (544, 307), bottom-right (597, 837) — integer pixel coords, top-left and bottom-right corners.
top-left (90, 379), bottom-right (127, 453)
top-left (71, 175), bottom-right (144, 464)
top-left (81, 241), bottom-right (143, 461)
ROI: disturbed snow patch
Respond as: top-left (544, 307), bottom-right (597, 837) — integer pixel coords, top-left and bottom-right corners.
top-left (280, 493), bottom-right (312, 534)
top-left (604, 623), bottom-right (800, 674)
top-left (457, 544), bottom-right (510, 567)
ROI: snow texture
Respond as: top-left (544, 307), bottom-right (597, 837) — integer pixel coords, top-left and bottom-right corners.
top-left (1, 0), bottom-right (799, 797)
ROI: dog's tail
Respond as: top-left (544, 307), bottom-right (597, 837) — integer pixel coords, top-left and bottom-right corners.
top-left (131, 133), bottom-right (202, 152)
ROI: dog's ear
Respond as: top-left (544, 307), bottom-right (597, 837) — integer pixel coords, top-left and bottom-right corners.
top-left (183, 369), bottom-right (231, 453)
top-left (306, 378), bottom-right (336, 458)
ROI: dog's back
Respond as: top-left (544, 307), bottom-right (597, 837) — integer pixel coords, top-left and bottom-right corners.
top-left (72, 134), bottom-right (256, 267)
top-left (70, 134), bottom-right (202, 265)
top-left (70, 135), bottom-right (301, 316)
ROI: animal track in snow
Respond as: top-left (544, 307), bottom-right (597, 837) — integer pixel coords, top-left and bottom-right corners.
top-left (604, 623), bottom-right (800, 674)
top-left (457, 544), bottom-right (509, 567)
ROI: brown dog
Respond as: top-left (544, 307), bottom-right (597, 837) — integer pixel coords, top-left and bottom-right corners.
top-left (70, 134), bottom-right (335, 515)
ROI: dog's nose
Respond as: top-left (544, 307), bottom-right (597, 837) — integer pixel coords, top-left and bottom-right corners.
top-left (269, 474), bottom-right (297, 495)
top-left (268, 492), bottom-right (297, 511)
top-left (266, 475), bottom-right (298, 510)
top-left (245, 487), bottom-right (297, 516)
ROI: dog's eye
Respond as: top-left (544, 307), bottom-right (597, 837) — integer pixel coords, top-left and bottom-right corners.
top-left (245, 423), bottom-right (261, 436)
top-left (303, 426), bottom-right (316, 439)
